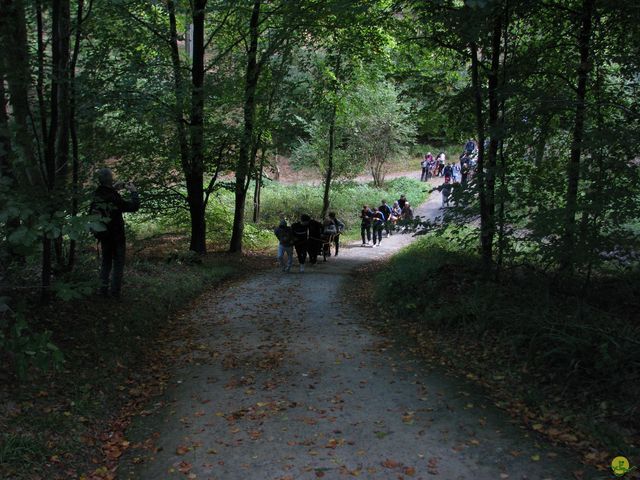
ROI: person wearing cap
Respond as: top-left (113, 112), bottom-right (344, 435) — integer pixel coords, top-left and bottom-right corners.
top-left (274, 219), bottom-right (295, 272)
top-left (90, 167), bottom-right (140, 298)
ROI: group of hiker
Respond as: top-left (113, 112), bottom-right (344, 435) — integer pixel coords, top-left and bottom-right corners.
top-left (273, 193), bottom-right (415, 272)
top-left (424, 139), bottom-right (478, 207)
top-left (274, 212), bottom-right (345, 273)
top-left (360, 195), bottom-right (413, 247)
top-left (420, 152), bottom-right (460, 182)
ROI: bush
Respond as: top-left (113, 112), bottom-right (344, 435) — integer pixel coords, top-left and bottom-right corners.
top-left (377, 235), bottom-right (640, 425)
top-left (0, 302), bottom-right (64, 379)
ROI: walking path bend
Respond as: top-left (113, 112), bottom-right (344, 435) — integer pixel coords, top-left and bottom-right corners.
top-left (127, 191), bottom-right (594, 480)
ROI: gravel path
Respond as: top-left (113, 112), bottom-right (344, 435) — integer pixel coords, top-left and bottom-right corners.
top-left (126, 191), bottom-right (595, 480)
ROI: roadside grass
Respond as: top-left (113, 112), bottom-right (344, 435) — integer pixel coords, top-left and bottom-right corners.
top-left (0, 252), bottom-right (267, 479)
top-left (252, 176), bottom-right (429, 242)
top-left (373, 234), bottom-right (640, 462)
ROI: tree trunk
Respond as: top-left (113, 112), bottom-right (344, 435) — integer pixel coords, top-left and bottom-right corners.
top-left (187, 0), bottom-right (207, 254)
top-left (0, 70), bottom-right (10, 177)
top-left (252, 149), bottom-right (266, 223)
top-left (561, 0), bottom-right (595, 273)
top-left (495, 0), bottom-right (510, 280)
top-left (36, 0), bottom-right (48, 147)
top-left (67, 0), bottom-right (86, 270)
top-left (0, 0), bottom-right (37, 185)
top-left (321, 103), bottom-right (337, 219)
top-left (229, 0), bottom-right (261, 253)
top-left (483, 11), bottom-right (503, 274)
top-left (470, 41), bottom-right (489, 272)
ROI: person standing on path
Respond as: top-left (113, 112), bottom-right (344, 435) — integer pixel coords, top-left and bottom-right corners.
top-left (328, 212), bottom-right (345, 256)
top-left (360, 205), bottom-right (372, 246)
top-left (371, 207), bottom-right (385, 247)
top-left (291, 214), bottom-right (310, 272)
top-left (307, 216), bottom-right (324, 265)
top-left (90, 168), bottom-right (140, 298)
top-left (274, 219), bottom-right (295, 272)
top-left (379, 199), bottom-right (393, 237)
top-left (421, 153), bottom-right (433, 181)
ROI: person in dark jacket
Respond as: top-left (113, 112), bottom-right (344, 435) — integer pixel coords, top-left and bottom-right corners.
top-left (307, 216), bottom-right (324, 265)
top-left (90, 168), bottom-right (140, 297)
top-left (291, 214), bottom-right (313, 272)
top-left (328, 212), bottom-right (345, 256)
top-left (360, 205), bottom-right (372, 246)
top-left (379, 200), bottom-right (393, 237)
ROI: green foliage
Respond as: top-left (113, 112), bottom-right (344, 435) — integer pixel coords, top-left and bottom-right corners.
top-left (378, 234), bottom-right (640, 423)
top-left (0, 308), bottom-right (64, 380)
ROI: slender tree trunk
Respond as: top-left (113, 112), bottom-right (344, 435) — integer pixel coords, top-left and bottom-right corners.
top-left (67, 0), bottom-right (86, 269)
top-left (484, 10), bottom-right (503, 275)
top-left (470, 41), bottom-right (488, 272)
top-left (252, 149), bottom-right (266, 223)
top-left (321, 102), bottom-right (337, 219)
top-left (187, 0), bottom-right (207, 254)
top-left (0, 71), bottom-right (10, 177)
top-left (561, 0), bottom-right (595, 273)
top-left (36, 0), bottom-right (48, 147)
top-left (229, 0), bottom-right (261, 253)
top-left (495, 0), bottom-right (510, 280)
top-left (54, 0), bottom-right (71, 267)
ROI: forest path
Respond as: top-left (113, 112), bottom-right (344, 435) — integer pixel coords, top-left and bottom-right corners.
top-left (127, 191), bottom-right (593, 480)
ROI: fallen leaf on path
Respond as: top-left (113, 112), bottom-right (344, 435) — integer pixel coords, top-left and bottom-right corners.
top-left (176, 445), bottom-right (190, 455)
top-left (382, 459), bottom-right (401, 468)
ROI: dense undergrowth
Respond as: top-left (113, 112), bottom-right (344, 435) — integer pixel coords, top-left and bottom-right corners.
top-left (376, 235), bottom-right (640, 457)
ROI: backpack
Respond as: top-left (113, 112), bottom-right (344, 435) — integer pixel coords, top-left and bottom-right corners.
top-left (277, 226), bottom-right (296, 245)
top-left (87, 200), bottom-right (110, 241)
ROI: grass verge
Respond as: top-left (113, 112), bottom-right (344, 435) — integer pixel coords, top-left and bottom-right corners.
top-left (359, 235), bottom-right (639, 471)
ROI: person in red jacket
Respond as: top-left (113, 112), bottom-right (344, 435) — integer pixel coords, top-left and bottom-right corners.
top-left (90, 168), bottom-right (140, 298)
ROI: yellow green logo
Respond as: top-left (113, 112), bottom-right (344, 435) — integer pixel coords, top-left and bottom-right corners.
top-left (611, 456), bottom-right (634, 477)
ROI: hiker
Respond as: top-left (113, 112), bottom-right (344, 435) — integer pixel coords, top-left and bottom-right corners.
top-left (464, 138), bottom-right (476, 155)
top-left (390, 201), bottom-right (402, 228)
top-left (443, 163), bottom-right (453, 179)
top-left (360, 205), bottom-right (372, 246)
top-left (429, 178), bottom-right (454, 208)
top-left (402, 202), bottom-right (414, 220)
top-left (397, 194), bottom-right (407, 210)
top-left (321, 218), bottom-right (337, 257)
top-left (371, 207), bottom-right (386, 247)
top-left (307, 216), bottom-right (324, 265)
top-left (452, 162), bottom-right (461, 182)
top-left (291, 214), bottom-right (310, 272)
top-left (328, 212), bottom-right (345, 256)
top-left (428, 156), bottom-right (437, 178)
top-left (379, 199), bottom-right (393, 237)
top-left (274, 219), bottom-right (295, 272)
top-left (435, 153), bottom-right (446, 176)
top-left (421, 152), bottom-right (433, 181)
top-left (90, 168), bottom-right (140, 298)
top-left (461, 158), bottom-right (471, 187)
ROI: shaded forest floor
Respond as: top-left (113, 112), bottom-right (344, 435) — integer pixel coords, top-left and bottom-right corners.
top-left (0, 244), bottom-right (275, 479)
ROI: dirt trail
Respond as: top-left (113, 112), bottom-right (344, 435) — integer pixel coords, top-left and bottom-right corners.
top-left (126, 191), bottom-right (596, 479)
